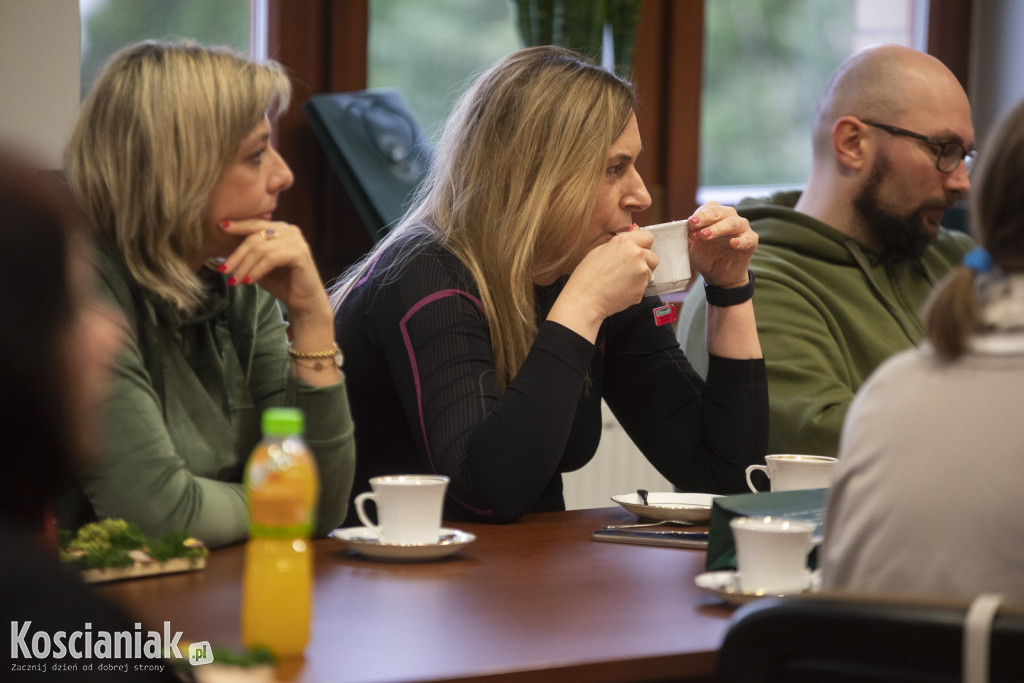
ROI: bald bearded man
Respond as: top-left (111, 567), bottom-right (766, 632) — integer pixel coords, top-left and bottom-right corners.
top-left (677, 44), bottom-right (975, 458)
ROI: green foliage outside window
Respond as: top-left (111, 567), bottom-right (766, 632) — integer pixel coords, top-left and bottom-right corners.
top-left (369, 0), bottom-right (522, 141)
top-left (80, 0), bottom-right (250, 100)
top-left (701, 0), bottom-right (857, 187)
top-left (511, 0), bottom-right (642, 78)
top-left (78, 0), bottom-right (902, 192)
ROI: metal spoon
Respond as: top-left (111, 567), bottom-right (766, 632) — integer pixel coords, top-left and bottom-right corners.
top-left (603, 519), bottom-right (694, 530)
top-left (637, 488), bottom-right (649, 505)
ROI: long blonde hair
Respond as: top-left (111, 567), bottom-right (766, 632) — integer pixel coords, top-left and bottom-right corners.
top-left (330, 46), bottom-right (636, 389)
top-left (65, 39), bottom-right (291, 313)
top-left (923, 97), bottom-right (1024, 360)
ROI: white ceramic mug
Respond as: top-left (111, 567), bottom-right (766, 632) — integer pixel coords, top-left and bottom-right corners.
top-left (730, 516), bottom-right (816, 594)
top-left (354, 474), bottom-right (449, 545)
top-left (745, 454), bottom-right (838, 493)
top-left (640, 220), bottom-right (691, 296)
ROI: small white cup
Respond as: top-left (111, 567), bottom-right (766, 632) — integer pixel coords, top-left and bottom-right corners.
top-left (745, 454), bottom-right (838, 493)
top-left (640, 220), bottom-right (691, 296)
top-left (354, 474), bottom-right (450, 545)
top-left (730, 516), bottom-right (816, 594)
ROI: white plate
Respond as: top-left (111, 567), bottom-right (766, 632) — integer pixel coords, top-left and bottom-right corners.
top-left (694, 569), bottom-right (820, 606)
top-left (611, 492), bottom-right (721, 523)
top-left (329, 527), bottom-right (475, 562)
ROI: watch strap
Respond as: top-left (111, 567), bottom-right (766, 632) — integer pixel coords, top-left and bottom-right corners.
top-left (704, 269), bottom-right (755, 307)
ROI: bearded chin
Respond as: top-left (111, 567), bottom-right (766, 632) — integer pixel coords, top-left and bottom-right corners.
top-left (852, 159), bottom-right (937, 267)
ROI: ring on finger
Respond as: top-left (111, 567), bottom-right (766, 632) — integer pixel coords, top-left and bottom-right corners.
top-left (260, 228), bottom-right (278, 241)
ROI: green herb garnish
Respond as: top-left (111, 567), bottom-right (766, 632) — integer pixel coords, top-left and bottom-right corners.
top-left (60, 519), bottom-right (209, 571)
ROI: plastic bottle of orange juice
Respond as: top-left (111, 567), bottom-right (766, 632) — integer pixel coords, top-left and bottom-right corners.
top-left (241, 407), bottom-right (319, 658)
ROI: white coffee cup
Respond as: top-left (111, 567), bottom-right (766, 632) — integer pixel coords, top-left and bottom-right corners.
top-left (354, 474), bottom-right (450, 545)
top-left (640, 220), bottom-right (691, 296)
top-left (730, 516), bottom-right (816, 594)
top-left (745, 454), bottom-right (838, 493)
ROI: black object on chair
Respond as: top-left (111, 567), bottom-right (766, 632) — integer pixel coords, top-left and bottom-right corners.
top-left (716, 595), bottom-right (1024, 683)
top-left (304, 88), bottom-right (433, 241)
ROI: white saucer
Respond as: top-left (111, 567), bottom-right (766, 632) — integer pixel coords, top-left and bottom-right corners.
top-left (611, 492), bottom-right (721, 523)
top-left (329, 527), bottom-right (475, 562)
top-left (694, 569), bottom-right (820, 606)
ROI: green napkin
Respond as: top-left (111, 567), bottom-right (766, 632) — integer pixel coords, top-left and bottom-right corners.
top-left (705, 488), bottom-right (828, 571)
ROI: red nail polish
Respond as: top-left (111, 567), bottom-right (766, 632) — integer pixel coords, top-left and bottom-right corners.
top-left (689, 216), bottom-right (700, 225)
top-left (220, 220), bottom-right (230, 228)
top-left (227, 276), bottom-right (237, 286)
top-left (217, 263), bottom-right (228, 273)
top-left (242, 276), bottom-right (251, 284)
top-left (702, 228), bottom-right (713, 238)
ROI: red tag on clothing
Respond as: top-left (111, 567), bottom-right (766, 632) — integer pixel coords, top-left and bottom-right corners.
top-left (653, 303), bottom-right (677, 326)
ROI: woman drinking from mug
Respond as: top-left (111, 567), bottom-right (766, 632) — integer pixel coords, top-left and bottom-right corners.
top-left (330, 46), bottom-right (767, 524)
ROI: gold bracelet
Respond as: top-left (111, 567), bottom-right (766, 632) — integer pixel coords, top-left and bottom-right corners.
top-left (288, 343), bottom-right (343, 370)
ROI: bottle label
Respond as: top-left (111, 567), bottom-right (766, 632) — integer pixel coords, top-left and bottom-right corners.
top-left (246, 434), bottom-right (319, 539)
top-left (249, 521), bottom-right (314, 538)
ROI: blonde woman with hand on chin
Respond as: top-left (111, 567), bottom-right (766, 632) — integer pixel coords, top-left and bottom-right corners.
top-left (61, 40), bottom-right (356, 548)
top-left (331, 46), bottom-right (767, 526)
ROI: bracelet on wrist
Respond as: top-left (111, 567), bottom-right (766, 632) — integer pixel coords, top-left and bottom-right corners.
top-left (288, 343), bottom-right (344, 370)
top-left (704, 269), bottom-right (755, 307)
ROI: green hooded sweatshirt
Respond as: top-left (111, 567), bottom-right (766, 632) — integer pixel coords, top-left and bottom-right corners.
top-left (677, 190), bottom-right (973, 458)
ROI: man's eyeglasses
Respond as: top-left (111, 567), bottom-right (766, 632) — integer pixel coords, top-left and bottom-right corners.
top-left (861, 120), bottom-right (976, 174)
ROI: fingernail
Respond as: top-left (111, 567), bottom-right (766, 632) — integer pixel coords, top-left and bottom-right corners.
top-left (217, 263), bottom-right (228, 273)
top-left (629, 223), bottom-right (638, 232)
top-left (241, 276), bottom-right (251, 284)
top-left (220, 220), bottom-right (230, 228)
top-left (227, 276), bottom-right (237, 286)
top-left (689, 215), bottom-right (700, 225)
top-left (702, 228), bottom-right (713, 238)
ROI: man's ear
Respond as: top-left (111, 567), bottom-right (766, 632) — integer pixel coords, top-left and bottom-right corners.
top-left (833, 116), bottom-right (869, 172)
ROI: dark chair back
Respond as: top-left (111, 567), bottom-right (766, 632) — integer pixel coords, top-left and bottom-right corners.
top-left (304, 88), bottom-right (433, 241)
top-left (716, 594), bottom-right (1024, 683)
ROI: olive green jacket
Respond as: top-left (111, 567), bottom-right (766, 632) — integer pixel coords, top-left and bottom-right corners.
top-left (63, 242), bottom-right (356, 547)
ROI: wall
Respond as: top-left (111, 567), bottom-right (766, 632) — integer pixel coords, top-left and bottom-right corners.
top-left (562, 402), bottom-right (673, 510)
top-left (0, 0), bottom-right (80, 169)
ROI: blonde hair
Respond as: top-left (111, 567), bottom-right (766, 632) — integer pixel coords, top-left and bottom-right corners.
top-left (330, 45), bottom-right (636, 389)
top-left (65, 39), bottom-right (291, 313)
top-left (923, 97), bottom-right (1024, 360)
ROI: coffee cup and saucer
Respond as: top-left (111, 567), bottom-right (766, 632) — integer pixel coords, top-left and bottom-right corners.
top-left (695, 516), bottom-right (820, 606)
top-left (330, 474), bottom-right (476, 562)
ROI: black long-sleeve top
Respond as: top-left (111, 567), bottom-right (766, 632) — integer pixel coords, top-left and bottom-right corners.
top-left (335, 236), bottom-right (768, 524)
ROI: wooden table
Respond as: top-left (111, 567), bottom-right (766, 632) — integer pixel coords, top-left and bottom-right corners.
top-left (101, 507), bottom-right (736, 682)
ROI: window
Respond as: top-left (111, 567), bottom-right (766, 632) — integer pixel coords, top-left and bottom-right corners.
top-left (699, 0), bottom-right (925, 204)
top-left (368, 0), bottom-right (521, 140)
top-left (79, 0), bottom-right (253, 99)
